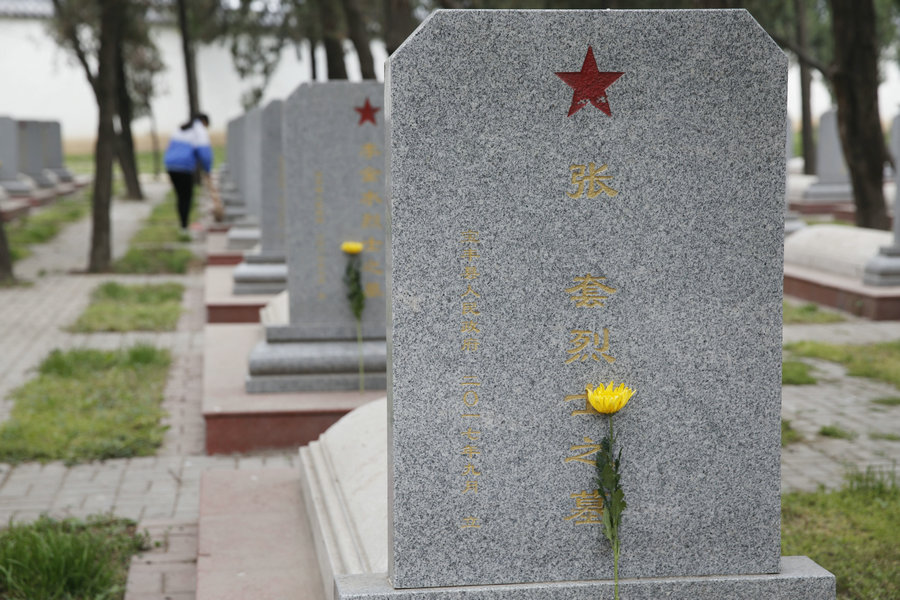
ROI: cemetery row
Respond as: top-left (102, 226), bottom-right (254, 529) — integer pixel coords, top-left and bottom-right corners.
top-left (198, 9), bottom-right (839, 600)
top-left (0, 117), bottom-right (84, 222)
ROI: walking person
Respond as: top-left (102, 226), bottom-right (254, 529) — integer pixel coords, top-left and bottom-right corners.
top-left (164, 113), bottom-right (213, 232)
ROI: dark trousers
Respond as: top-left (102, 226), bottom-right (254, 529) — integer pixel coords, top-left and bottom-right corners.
top-left (168, 171), bottom-right (194, 229)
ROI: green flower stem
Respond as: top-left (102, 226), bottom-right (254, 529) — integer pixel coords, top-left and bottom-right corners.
top-left (610, 414), bottom-right (619, 600)
top-left (356, 318), bottom-right (364, 393)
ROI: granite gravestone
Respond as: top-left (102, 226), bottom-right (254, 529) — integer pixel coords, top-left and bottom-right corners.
top-left (233, 100), bottom-right (288, 294)
top-left (332, 9), bottom-right (835, 600)
top-left (44, 121), bottom-right (74, 184)
top-left (221, 116), bottom-right (248, 222)
top-left (0, 117), bottom-right (33, 196)
top-left (246, 82), bottom-right (387, 392)
top-left (227, 108), bottom-right (262, 249)
top-left (803, 108), bottom-right (851, 202)
top-left (863, 112), bottom-right (900, 285)
top-left (17, 120), bottom-right (57, 189)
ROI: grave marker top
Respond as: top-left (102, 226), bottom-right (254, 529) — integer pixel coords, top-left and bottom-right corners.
top-left (388, 9), bottom-right (786, 589)
top-left (281, 81), bottom-right (386, 340)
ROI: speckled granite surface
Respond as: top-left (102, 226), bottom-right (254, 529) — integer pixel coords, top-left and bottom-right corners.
top-left (388, 8), bottom-right (791, 589)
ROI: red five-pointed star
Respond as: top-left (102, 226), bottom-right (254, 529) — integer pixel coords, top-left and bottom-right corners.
top-left (555, 46), bottom-right (624, 117)
top-left (354, 98), bottom-right (380, 125)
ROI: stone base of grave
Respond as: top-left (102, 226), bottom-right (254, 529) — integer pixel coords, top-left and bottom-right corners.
top-left (246, 338), bottom-right (387, 393)
top-left (0, 180), bottom-right (35, 197)
top-left (784, 225), bottom-right (900, 319)
top-left (0, 197), bottom-right (30, 222)
top-left (243, 251), bottom-right (286, 265)
top-left (232, 261), bottom-right (288, 295)
top-left (26, 187), bottom-right (58, 207)
top-left (202, 323), bottom-right (381, 454)
top-left (863, 246), bottom-right (900, 286)
top-left (224, 205), bottom-right (248, 223)
top-left (334, 561), bottom-right (834, 599)
top-left (49, 167), bottom-right (74, 184)
top-left (226, 225), bottom-right (260, 251)
top-left (784, 212), bottom-right (805, 237)
top-left (300, 399), bottom-right (834, 600)
top-left (801, 181), bottom-right (853, 204)
top-left (73, 174), bottom-right (91, 188)
top-left (195, 468), bottom-right (325, 599)
top-left (205, 231), bottom-right (244, 266)
top-left (205, 265), bottom-right (273, 323)
top-left (54, 182), bottom-right (76, 197)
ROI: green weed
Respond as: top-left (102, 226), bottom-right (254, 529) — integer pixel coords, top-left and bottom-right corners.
top-left (782, 301), bottom-right (845, 325)
top-left (0, 345), bottom-right (170, 464)
top-left (68, 282), bottom-right (183, 332)
top-left (782, 360), bottom-right (817, 385)
top-left (784, 340), bottom-right (900, 390)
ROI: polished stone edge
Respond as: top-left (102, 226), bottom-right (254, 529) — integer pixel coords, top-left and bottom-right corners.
top-left (266, 323), bottom-right (387, 342)
top-left (246, 372), bottom-right (387, 393)
top-left (300, 443), bottom-right (342, 600)
top-left (335, 557), bottom-right (834, 600)
top-left (864, 248), bottom-right (900, 286)
top-left (226, 226), bottom-right (261, 251)
top-left (232, 262), bottom-right (288, 295)
top-left (801, 182), bottom-right (853, 202)
top-left (244, 252), bottom-right (287, 265)
top-left (246, 339), bottom-right (388, 392)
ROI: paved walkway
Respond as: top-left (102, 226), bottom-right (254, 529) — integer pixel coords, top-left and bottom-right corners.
top-left (0, 185), bottom-right (898, 597)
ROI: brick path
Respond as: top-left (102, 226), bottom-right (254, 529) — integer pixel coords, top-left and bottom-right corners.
top-left (0, 183), bottom-right (899, 597)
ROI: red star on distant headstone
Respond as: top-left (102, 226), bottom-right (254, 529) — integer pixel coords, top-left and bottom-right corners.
top-left (354, 98), bottom-right (381, 125)
top-left (555, 46), bottom-right (624, 118)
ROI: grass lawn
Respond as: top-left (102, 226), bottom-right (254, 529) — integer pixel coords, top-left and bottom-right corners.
top-left (114, 195), bottom-right (197, 275)
top-left (6, 194), bottom-right (90, 262)
top-left (782, 360), bottom-right (817, 385)
top-left (0, 345), bottom-right (170, 464)
top-left (67, 281), bottom-right (183, 332)
top-left (781, 419), bottom-right (803, 446)
top-left (784, 340), bottom-right (900, 390)
top-left (0, 514), bottom-right (148, 599)
top-left (783, 301), bottom-right (845, 325)
top-left (782, 468), bottom-right (900, 600)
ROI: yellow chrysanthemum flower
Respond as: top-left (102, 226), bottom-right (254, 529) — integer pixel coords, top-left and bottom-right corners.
top-left (341, 241), bottom-right (364, 255)
top-left (586, 381), bottom-right (635, 415)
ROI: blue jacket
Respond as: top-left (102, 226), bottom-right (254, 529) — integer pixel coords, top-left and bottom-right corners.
top-left (164, 120), bottom-right (213, 173)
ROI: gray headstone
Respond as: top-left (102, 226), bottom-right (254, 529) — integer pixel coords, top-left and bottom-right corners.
top-left (17, 120), bottom-right (56, 188)
top-left (862, 112), bottom-right (900, 284)
top-left (0, 117), bottom-right (33, 196)
top-left (256, 100), bottom-right (286, 260)
top-left (246, 81), bottom-right (387, 392)
top-left (383, 8), bottom-right (830, 598)
top-left (802, 108), bottom-right (851, 202)
top-left (44, 121), bottom-right (74, 183)
top-left (225, 116), bottom-right (245, 199)
top-left (232, 101), bottom-right (288, 293)
top-left (815, 109), bottom-right (848, 184)
top-left (242, 107), bottom-right (264, 220)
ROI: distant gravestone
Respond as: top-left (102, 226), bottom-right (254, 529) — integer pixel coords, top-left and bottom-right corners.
top-left (246, 82), bottom-right (386, 392)
top-left (863, 112), bottom-right (900, 285)
top-left (327, 9), bottom-right (834, 600)
top-left (17, 120), bottom-right (56, 189)
top-left (803, 108), bottom-right (851, 202)
top-left (44, 121), bottom-right (74, 184)
top-left (785, 116), bottom-right (805, 236)
top-left (0, 117), bottom-right (33, 196)
top-left (227, 108), bottom-right (262, 249)
top-left (233, 100), bottom-right (288, 294)
top-left (222, 116), bottom-right (248, 222)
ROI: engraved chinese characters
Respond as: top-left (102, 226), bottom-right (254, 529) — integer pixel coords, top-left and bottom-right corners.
top-left (389, 9), bottom-right (788, 591)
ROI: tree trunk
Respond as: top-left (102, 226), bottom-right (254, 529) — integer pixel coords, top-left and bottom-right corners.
top-left (0, 220), bottom-right (13, 284)
top-left (317, 0), bottom-right (347, 79)
top-left (830, 0), bottom-right (889, 230)
top-left (384, 0), bottom-right (417, 55)
top-left (177, 0), bottom-right (200, 116)
top-left (115, 39), bottom-right (144, 200)
top-left (150, 109), bottom-right (160, 179)
top-left (340, 0), bottom-right (376, 79)
top-left (794, 0), bottom-right (816, 175)
top-left (89, 0), bottom-right (120, 273)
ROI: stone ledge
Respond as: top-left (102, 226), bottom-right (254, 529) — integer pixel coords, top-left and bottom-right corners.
top-left (335, 557), bottom-right (834, 600)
